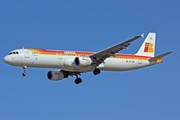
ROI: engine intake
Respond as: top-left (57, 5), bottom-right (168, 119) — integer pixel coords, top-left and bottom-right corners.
top-left (74, 57), bottom-right (80, 65)
top-left (47, 70), bottom-right (64, 81)
top-left (74, 57), bottom-right (92, 66)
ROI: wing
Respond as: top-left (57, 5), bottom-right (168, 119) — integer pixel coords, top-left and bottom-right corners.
top-left (90, 33), bottom-right (144, 66)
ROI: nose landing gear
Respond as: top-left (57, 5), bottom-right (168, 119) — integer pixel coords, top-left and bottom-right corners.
top-left (22, 66), bottom-right (27, 76)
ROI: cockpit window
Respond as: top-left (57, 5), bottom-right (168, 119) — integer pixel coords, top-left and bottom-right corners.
top-left (9, 52), bottom-right (19, 55)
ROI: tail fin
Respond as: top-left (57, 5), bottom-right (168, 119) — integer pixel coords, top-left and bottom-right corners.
top-left (136, 33), bottom-right (156, 57)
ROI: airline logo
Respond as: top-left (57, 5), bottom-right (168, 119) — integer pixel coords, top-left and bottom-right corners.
top-left (144, 42), bottom-right (154, 53)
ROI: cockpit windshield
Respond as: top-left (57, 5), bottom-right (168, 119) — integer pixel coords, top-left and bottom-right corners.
top-left (9, 52), bottom-right (19, 55)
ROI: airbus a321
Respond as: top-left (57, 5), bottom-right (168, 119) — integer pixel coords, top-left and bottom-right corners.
top-left (4, 33), bottom-right (172, 84)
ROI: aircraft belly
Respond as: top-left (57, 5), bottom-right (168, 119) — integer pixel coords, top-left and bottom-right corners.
top-left (101, 58), bottom-right (150, 71)
top-left (60, 66), bottom-right (93, 72)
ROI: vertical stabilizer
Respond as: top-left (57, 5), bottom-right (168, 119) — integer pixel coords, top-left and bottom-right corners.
top-left (136, 33), bottom-right (156, 57)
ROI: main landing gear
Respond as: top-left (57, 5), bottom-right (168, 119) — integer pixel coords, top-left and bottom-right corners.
top-left (74, 75), bottom-right (82, 84)
top-left (93, 68), bottom-right (101, 75)
top-left (74, 68), bottom-right (101, 84)
top-left (22, 66), bottom-right (27, 76)
top-left (74, 78), bottom-right (82, 84)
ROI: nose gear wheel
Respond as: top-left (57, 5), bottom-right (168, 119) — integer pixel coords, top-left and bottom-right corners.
top-left (22, 66), bottom-right (27, 76)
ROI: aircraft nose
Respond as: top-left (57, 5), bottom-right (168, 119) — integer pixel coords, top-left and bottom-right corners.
top-left (3, 56), bottom-right (11, 64)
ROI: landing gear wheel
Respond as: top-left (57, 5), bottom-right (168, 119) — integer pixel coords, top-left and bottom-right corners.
top-left (93, 68), bottom-right (101, 75)
top-left (74, 78), bottom-right (82, 84)
top-left (22, 66), bottom-right (27, 76)
top-left (22, 73), bottom-right (27, 76)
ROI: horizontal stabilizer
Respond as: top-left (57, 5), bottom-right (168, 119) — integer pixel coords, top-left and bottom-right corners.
top-left (148, 51), bottom-right (173, 61)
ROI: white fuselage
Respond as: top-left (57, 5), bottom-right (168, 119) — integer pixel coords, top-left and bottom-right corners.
top-left (4, 49), bottom-right (158, 72)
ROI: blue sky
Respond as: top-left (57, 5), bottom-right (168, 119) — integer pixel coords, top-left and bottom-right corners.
top-left (0, 0), bottom-right (179, 120)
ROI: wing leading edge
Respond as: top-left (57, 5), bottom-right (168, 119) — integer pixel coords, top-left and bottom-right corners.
top-left (90, 33), bottom-right (144, 67)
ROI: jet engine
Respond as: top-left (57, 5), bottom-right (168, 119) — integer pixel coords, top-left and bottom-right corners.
top-left (74, 57), bottom-right (92, 66)
top-left (64, 59), bottom-right (75, 66)
top-left (64, 57), bottom-right (92, 67)
top-left (47, 70), bottom-right (64, 81)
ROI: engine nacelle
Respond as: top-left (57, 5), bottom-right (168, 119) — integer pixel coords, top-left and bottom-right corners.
top-left (47, 70), bottom-right (64, 81)
top-left (74, 57), bottom-right (92, 66)
top-left (64, 57), bottom-right (92, 67)
top-left (64, 59), bottom-right (75, 66)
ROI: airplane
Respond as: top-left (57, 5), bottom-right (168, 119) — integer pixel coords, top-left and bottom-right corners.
top-left (3, 33), bottom-right (172, 84)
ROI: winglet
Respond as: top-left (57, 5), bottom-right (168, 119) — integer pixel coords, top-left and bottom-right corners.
top-left (148, 51), bottom-right (173, 61)
top-left (141, 33), bottom-right (144, 38)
